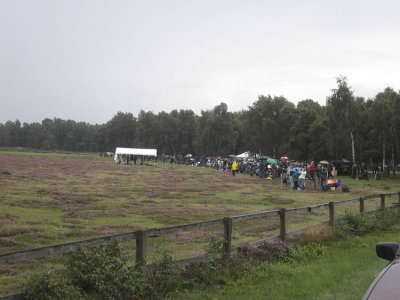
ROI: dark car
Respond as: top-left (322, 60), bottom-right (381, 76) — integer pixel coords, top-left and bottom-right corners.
top-left (363, 242), bottom-right (400, 299)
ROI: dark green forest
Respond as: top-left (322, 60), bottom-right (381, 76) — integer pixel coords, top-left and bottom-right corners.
top-left (1, 77), bottom-right (399, 168)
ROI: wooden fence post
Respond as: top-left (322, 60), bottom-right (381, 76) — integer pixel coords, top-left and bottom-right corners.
top-left (136, 230), bottom-right (147, 266)
top-left (381, 194), bottom-right (385, 210)
top-left (223, 217), bottom-right (232, 258)
top-left (329, 202), bottom-right (335, 226)
top-left (359, 197), bottom-right (364, 213)
top-left (279, 208), bottom-right (286, 241)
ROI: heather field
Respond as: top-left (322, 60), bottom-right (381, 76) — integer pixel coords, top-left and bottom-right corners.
top-left (1, 151), bottom-right (400, 296)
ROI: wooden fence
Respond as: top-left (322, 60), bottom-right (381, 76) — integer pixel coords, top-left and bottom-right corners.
top-left (1, 192), bottom-right (400, 299)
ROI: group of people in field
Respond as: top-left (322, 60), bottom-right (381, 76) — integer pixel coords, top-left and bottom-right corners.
top-left (111, 151), bottom-right (344, 192)
top-left (229, 157), bottom-right (339, 192)
top-left (284, 161), bottom-right (335, 192)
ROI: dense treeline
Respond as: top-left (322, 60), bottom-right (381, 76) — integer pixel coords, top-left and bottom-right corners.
top-left (1, 77), bottom-right (399, 170)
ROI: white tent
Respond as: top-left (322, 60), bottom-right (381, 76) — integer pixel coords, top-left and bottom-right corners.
top-left (114, 147), bottom-right (157, 161)
top-left (236, 151), bottom-right (250, 158)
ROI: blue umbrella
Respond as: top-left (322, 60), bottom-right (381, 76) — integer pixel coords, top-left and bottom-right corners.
top-left (291, 167), bottom-right (301, 172)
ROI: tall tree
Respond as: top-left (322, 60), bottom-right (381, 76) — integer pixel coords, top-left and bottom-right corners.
top-left (105, 112), bottom-right (137, 149)
top-left (135, 110), bottom-right (158, 148)
top-left (244, 95), bottom-right (295, 157)
top-left (372, 88), bottom-right (400, 176)
top-left (288, 100), bottom-right (323, 160)
top-left (326, 77), bottom-right (360, 169)
top-left (195, 103), bottom-right (238, 156)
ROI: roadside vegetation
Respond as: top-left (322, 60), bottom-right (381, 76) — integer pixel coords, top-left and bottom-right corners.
top-left (23, 209), bottom-right (400, 299)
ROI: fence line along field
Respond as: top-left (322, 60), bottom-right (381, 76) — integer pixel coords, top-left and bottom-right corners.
top-left (1, 151), bottom-right (400, 296)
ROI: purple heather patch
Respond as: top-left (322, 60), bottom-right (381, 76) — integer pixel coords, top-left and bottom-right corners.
top-left (0, 227), bottom-right (30, 237)
top-left (0, 237), bottom-right (18, 246)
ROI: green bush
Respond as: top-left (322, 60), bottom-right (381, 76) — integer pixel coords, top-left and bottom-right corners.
top-left (24, 273), bottom-right (81, 300)
top-left (338, 212), bottom-right (378, 235)
top-left (203, 235), bottom-right (225, 255)
top-left (338, 209), bottom-right (400, 236)
top-left (240, 241), bottom-right (291, 262)
top-left (25, 243), bottom-right (144, 300)
top-left (65, 243), bottom-right (143, 299)
top-left (375, 209), bottom-right (400, 230)
top-left (285, 242), bottom-right (328, 263)
top-left (143, 250), bottom-right (181, 299)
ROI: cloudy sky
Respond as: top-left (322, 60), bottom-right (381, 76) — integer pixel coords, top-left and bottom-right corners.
top-left (1, 0), bottom-right (400, 124)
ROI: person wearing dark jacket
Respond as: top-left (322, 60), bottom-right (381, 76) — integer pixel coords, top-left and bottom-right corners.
top-left (292, 169), bottom-right (300, 190)
top-left (320, 166), bottom-right (328, 192)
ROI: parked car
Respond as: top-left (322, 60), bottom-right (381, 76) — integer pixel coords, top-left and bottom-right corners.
top-left (363, 242), bottom-right (400, 299)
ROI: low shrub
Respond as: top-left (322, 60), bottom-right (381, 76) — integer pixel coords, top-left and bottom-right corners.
top-left (338, 208), bottom-right (400, 236)
top-left (24, 273), bottom-right (78, 300)
top-left (65, 243), bottom-right (143, 299)
top-left (239, 240), bottom-right (326, 264)
top-left (203, 235), bottom-right (224, 255)
top-left (338, 212), bottom-right (378, 235)
top-left (143, 250), bottom-right (181, 299)
top-left (285, 242), bottom-right (328, 263)
top-left (240, 241), bottom-right (291, 262)
top-left (24, 244), bottom-right (144, 300)
top-left (375, 209), bottom-right (400, 229)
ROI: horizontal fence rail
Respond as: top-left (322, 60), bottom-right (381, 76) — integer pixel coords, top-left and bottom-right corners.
top-left (1, 192), bottom-right (399, 266)
top-left (146, 218), bottom-right (224, 237)
top-left (1, 191), bottom-right (400, 299)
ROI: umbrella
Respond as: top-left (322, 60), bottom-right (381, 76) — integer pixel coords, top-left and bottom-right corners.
top-left (259, 156), bottom-right (268, 160)
top-left (267, 158), bottom-right (277, 164)
top-left (229, 154), bottom-right (236, 158)
top-left (320, 160), bottom-right (329, 164)
top-left (186, 154), bottom-right (192, 158)
top-left (291, 167), bottom-right (301, 172)
top-left (280, 156), bottom-right (288, 161)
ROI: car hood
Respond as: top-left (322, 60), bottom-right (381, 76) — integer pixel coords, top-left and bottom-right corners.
top-left (363, 258), bottom-right (400, 300)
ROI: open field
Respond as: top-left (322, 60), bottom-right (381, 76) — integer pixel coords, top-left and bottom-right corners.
top-left (1, 151), bottom-right (400, 296)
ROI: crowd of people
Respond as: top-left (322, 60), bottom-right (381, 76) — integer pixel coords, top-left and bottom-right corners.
top-left (159, 154), bottom-right (344, 192)
top-left (110, 152), bottom-right (391, 192)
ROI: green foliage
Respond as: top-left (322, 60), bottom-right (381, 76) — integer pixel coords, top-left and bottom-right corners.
top-left (351, 236), bottom-right (368, 248)
top-left (338, 209), bottom-right (400, 236)
top-left (203, 235), bottom-right (225, 255)
top-left (143, 249), bottom-right (181, 299)
top-left (339, 212), bottom-right (378, 235)
top-left (64, 243), bottom-right (142, 299)
top-left (179, 255), bottom-right (253, 290)
top-left (240, 241), bottom-right (291, 262)
top-left (284, 242), bottom-right (328, 263)
top-left (240, 241), bottom-right (327, 264)
top-left (24, 244), bottom-right (144, 300)
top-left (24, 273), bottom-right (81, 300)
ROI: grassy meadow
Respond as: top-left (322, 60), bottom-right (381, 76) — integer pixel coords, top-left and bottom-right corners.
top-left (1, 151), bottom-right (400, 296)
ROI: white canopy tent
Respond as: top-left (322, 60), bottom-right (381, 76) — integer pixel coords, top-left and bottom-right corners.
top-left (114, 147), bottom-right (157, 161)
top-left (236, 151), bottom-right (250, 158)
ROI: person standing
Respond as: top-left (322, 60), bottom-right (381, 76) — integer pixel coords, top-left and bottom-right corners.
top-left (292, 168), bottom-right (300, 190)
top-left (231, 159), bottom-right (238, 176)
top-left (310, 161), bottom-right (316, 179)
top-left (321, 165), bottom-right (328, 192)
top-left (299, 166), bottom-right (307, 191)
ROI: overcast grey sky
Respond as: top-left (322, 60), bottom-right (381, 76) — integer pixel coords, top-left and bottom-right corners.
top-left (1, 0), bottom-right (400, 124)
